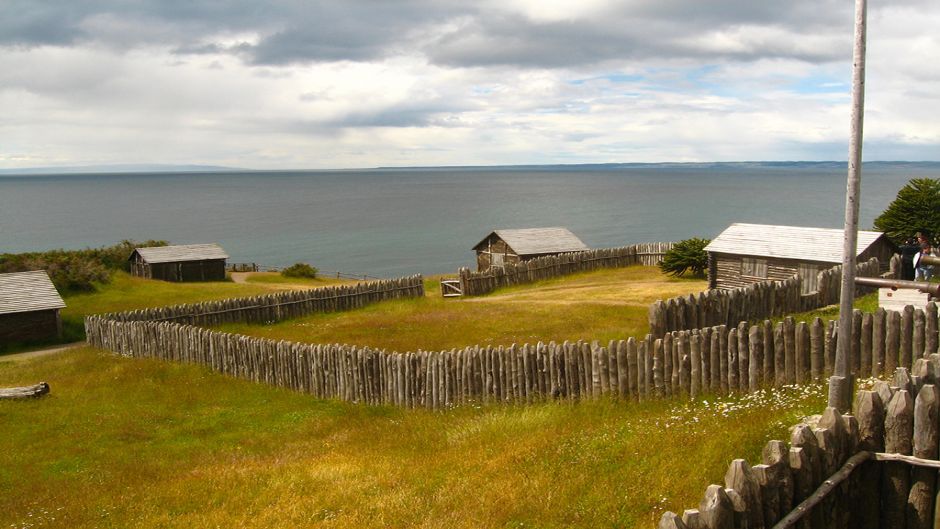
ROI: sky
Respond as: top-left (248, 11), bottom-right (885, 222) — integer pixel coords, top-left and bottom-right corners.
top-left (1, 0), bottom-right (939, 170)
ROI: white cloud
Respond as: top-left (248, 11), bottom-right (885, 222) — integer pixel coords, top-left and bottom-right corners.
top-left (0, 0), bottom-right (938, 169)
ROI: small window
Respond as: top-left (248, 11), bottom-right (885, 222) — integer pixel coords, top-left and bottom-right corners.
top-left (741, 257), bottom-right (767, 278)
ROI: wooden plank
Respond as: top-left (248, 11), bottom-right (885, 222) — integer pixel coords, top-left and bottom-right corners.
top-left (882, 389), bottom-right (914, 529)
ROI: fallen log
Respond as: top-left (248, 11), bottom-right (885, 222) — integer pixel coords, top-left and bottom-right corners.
top-left (0, 382), bottom-right (50, 400)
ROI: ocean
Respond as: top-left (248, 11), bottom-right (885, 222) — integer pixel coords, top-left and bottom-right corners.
top-left (2, 162), bottom-right (938, 277)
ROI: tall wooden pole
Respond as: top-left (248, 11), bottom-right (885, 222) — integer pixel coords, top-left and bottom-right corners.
top-left (829, 0), bottom-right (868, 412)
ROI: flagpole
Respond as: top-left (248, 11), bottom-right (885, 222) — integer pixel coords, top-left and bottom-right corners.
top-left (830, 0), bottom-right (868, 412)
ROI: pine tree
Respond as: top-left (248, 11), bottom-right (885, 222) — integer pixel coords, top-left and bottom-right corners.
top-left (659, 238), bottom-right (710, 277)
top-left (873, 178), bottom-right (940, 243)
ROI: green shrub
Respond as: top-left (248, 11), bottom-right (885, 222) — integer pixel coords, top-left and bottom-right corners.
top-left (659, 238), bottom-right (710, 278)
top-left (0, 239), bottom-right (169, 292)
top-left (281, 263), bottom-right (319, 279)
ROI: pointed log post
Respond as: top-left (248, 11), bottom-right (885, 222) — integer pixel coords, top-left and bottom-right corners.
top-left (763, 439), bottom-right (793, 517)
top-left (659, 512), bottom-right (689, 529)
top-left (749, 325), bottom-right (762, 391)
top-left (852, 390), bottom-right (884, 529)
top-left (699, 484), bottom-right (733, 529)
top-left (882, 389), bottom-right (914, 529)
top-left (908, 384), bottom-right (939, 529)
top-left (725, 459), bottom-right (763, 529)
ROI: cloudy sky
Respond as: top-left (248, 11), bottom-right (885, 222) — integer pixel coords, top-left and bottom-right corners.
top-left (2, 0), bottom-right (938, 170)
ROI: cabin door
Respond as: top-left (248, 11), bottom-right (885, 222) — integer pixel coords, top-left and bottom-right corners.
top-left (491, 252), bottom-right (504, 268)
top-left (799, 264), bottom-right (819, 294)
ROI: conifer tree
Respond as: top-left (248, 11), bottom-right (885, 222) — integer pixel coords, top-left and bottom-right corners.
top-left (873, 178), bottom-right (940, 243)
top-left (659, 238), bottom-right (710, 277)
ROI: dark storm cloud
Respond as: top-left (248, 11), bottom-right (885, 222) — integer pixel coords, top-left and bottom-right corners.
top-left (1, 0), bottom-right (928, 67)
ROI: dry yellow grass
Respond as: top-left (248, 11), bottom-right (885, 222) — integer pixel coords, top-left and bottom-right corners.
top-left (218, 266), bottom-right (707, 352)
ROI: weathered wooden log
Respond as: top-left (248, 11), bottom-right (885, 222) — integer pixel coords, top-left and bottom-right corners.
top-left (926, 302), bottom-right (938, 356)
top-left (770, 451), bottom-right (873, 529)
top-left (902, 305), bottom-right (915, 370)
top-left (787, 447), bottom-right (813, 529)
top-left (907, 384), bottom-right (939, 529)
top-left (738, 322), bottom-right (749, 391)
top-left (762, 439), bottom-right (792, 519)
top-left (809, 318), bottom-right (823, 381)
top-left (659, 512), bottom-right (690, 529)
top-left (763, 320), bottom-right (775, 386)
top-left (753, 464), bottom-right (779, 528)
top-left (724, 488), bottom-right (747, 529)
top-left (912, 310), bottom-right (926, 365)
top-left (873, 308), bottom-right (886, 378)
top-left (882, 389), bottom-right (914, 529)
top-left (774, 323), bottom-right (786, 387)
top-left (682, 510), bottom-right (705, 529)
top-left (711, 328), bottom-right (721, 394)
top-left (691, 333), bottom-right (702, 398)
top-left (749, 325), bottom-right (762, 391)
top-left (887, 310), bottom-right (902, 375)
top-left (725, 459), bottom-right (763, 529)
top-left (784, 317), bottom-right (796, 384)
top-left (852, 391), bottom-right (884, 529)
top-left (0, 382), bottom-right (49, 400)
top-left (699, 484), bottom-right (734, 529)
top-left (860, 312), bottom-right (872, 378)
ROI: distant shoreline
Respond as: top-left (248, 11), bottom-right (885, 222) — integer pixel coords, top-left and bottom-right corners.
top-left (2, 160), bottom-right (940, 177)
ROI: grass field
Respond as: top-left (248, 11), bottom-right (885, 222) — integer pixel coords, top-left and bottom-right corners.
top-left (218, 266), bottom-right (707, 352)
top-left (0, 347), bottom-right (826, 529)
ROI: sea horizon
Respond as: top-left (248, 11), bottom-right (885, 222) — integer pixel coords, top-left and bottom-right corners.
top-left (3, 161), bottom-right (939, 278)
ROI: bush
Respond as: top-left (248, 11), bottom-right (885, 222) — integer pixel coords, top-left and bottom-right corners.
top-left (659, 238), bottom-right (710, 278)
top-left (873, 178), bottom-right (940, 244)
top-left (281, 263), bottom-right (319, 279)
top-left (0, 239), bottom-right (169, 292)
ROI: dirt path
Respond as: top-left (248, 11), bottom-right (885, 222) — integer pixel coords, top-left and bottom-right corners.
top-left (230, 272), bottom-right (250, 284)
top-left (0, 342), bottom-right (84, 364)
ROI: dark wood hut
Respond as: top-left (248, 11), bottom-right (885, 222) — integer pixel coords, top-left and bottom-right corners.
top-left (0, 270), bottom-right (66, 344)
top-left (129, 243), bottom-right (229, 282)
top-left (705, 223), bottom-right (897, 292)
top-left (472, 227), bottom-right (589, 271)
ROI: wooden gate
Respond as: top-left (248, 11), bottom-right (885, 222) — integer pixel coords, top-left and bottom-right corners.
top-left (440, 279), bottom-right (462, 298)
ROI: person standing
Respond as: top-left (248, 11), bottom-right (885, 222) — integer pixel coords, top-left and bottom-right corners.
top-left (915, 242), bottom-right (935, 281)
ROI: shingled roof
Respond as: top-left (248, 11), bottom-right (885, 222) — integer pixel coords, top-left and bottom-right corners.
top-left (473, 227), bottom-right (589, 256)
top-left (0, 270), bottom-right (66, 316)
top-left (131, 243), bottom-right (229, 264)
top-left (705, 223), bottom-right (889, 263)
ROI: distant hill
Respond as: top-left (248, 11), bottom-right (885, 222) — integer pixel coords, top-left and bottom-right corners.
top-left (0, 164), bottom-right (241, 176)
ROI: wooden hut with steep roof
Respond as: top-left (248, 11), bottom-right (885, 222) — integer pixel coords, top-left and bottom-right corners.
top-left (472, 227), bottom-right (589, 271)
top-left (705, 223), bottom-right (897, 292)
top-left (0, 270), bottom-right (66, 343)
top-left (129, 243), bottom-right (229, 282)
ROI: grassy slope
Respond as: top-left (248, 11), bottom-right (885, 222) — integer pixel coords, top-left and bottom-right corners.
top-left (0, 347), bottom-right (825, 529)
top-left (218, 266), bottom-right (706, 352)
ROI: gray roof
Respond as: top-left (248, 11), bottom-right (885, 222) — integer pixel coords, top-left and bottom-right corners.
top-left (705, 223), bottom-right (890, 263)
top-left (132, 243), bottom-right (229, 264)
top-left (0, 270), bottom-right (66, 315)
top-left (474, 227), bottom-right (589, 256)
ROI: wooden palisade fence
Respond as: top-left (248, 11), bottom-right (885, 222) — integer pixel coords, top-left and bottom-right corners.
top-left (660, 366), bottom-right (940, 529)
top-left (457, 242), bottom-right (674, 297)
top-left (88, 279), bottom-right (940, 409)
top-left (649, 256), bottom-right (898, 338)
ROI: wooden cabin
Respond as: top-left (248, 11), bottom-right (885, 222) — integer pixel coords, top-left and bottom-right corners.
top-left (0, 270), bottom-right (65, 344)
top-left (129, 243), bottom-right (229, 282)
top-left (705, 223), bottom-right (897, 292)
top-left (472, 227), bottom-right (589, 271)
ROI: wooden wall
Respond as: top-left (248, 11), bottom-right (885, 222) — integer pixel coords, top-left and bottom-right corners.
top-left (460, 242), bottom-right (674, 297)
top-left (650, 257), bottom-right (894, 338)
top-left (146, 259), bottom-right (226, 282)
top-left (0, 309), bottom-right (60, 344)
top-left (475, 236), bottom-right (520, 271)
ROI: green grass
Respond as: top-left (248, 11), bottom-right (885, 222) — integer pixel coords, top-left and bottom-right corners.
top-left (0, 347), bottom-right (826, 529)
top-left (779, 292), bottom-right (880, 326)
top-left (217, 267), bottom-right (707, 352)
top-left (241, 272), bottom-right (352, 287)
